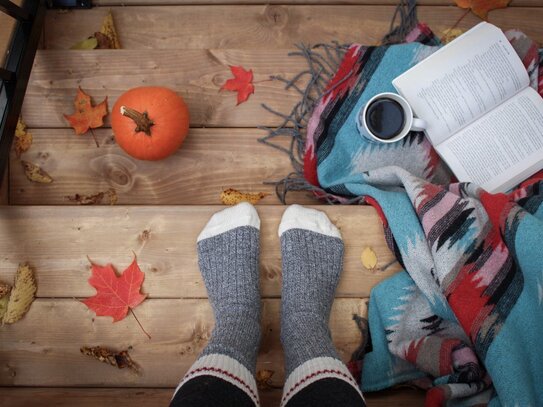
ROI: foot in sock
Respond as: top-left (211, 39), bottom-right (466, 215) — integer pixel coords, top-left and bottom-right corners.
top-left (279, 205), bottom-right (365, 407)
top-left (171, 202), bottom-right (261, 407)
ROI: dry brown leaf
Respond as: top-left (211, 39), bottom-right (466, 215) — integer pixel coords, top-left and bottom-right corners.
top-left (107, 188), bottom-right (118, 205)
top-left (98, 11), bottom-right (121, 49)
top-left (66, 191), bottom-right (105, 205)
top-left (454, 0), bottom-right (511, 20)
top-left (441, 28), bottom-right (464, 44)
top-left (220, 188), bottom-right (269, 205)
top-left (361, 247), bottom-right (378, 272)
top-left (0, 283), bottom-right (11, 321)
top-left (94, 32), bottom-right (113, 49)
top-left (3, 263), bottom-right (37, 324)
top-left (65, 188), bottom-right (117, 205)
top-left (14, 117), bottom-right (32, 157)
top-left (70, 11), bottom-right (120, 50)
top-left (81, 346), bottom-right (140, 374)
top-left (21, 161), bottom-right (53, 184)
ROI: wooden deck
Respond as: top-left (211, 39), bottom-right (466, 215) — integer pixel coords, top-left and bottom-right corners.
top-left (1, 1), bottom-right (542, 405)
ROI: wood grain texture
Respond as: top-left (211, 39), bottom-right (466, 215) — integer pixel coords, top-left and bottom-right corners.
top-left (92, 0), bottom-right (541, 6)
top-left (0, 387), bottom-right (426, 407)
top-left (0, 169), bottom-right (8, 205)
top-left (0, 6), bottom-right (17, 66)
top-left (22, 49), bottom-right (304, 128)
top-left (9, 128), bottom-right (313, 205)
top-left (0, 298), bottom-right (366, 386)
top-left (0, 205), bottom-right (400, 299)
top-left (44, 5), bottom-right (543, 50)
top-left (25, 6), bottom-right (543, 129)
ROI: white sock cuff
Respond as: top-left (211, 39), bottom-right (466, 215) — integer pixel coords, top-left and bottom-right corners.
top-left (280, 357), bottom-right (363, 407)
top-left (278, 205), bottom-right (342, 239)
top-left (173, 354), bottom-right (260, 406)
top-left (198, 202), bottom-right (260, 242)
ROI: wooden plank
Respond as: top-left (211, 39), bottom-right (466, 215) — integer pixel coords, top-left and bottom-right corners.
top-left (0, 205), bottom-right (400, 299)
top-left (0, 387), bottom-right (426, 407)
top-left (0, 298), bottom-right (365, 386)
top-left (9, 128), bottom-right (313, 205)
top-left (44, 5), bottom-right (543, 50)
top-left (92, 0), bottom-right (541, 6)
top-left (0, 5), bottom-right (17, 66)
top-left (22, 49), bottom-right (304, 128)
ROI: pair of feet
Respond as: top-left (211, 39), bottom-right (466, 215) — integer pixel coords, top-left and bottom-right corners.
top-left (172, 203), bottom-right (365, 406)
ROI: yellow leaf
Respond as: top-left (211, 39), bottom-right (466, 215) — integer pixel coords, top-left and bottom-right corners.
top-left (99, 11), bottom-right (121, 49)
top-left (70, 37), bottom-right (98, 50)
top-left (0, 283), bottom-right (11, 321)
top-left (220, 188), bottom-right (269, 205)
top-left (361, 247), bottom-right (378, 271)
top-left (22, 161), bottom-right (53, 184)
top-left (256, 370), bottom-right (276, 390)
top-left (3, 263), bottom-right (37, 324)
top-left (441, 28), bottom-right (464, 44)
top-left (14, 117), bottom-right (32, 157)
top-left (69, 11), bottom-right (120, 50)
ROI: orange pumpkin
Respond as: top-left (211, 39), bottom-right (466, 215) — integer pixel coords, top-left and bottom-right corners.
top-left (111, 86), bottom-right (189, 160)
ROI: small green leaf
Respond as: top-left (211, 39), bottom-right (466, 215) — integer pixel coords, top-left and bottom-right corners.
top-left (70, 37), bottom-right (98, 50)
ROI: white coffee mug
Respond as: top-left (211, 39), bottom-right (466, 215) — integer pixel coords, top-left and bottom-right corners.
top-left (357, 92), bottom-right (426, 144)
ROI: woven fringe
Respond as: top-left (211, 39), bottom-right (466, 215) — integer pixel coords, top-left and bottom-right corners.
top-left (382, 0), bottom-right (419, 45)
top-left (257, 0), bottom-right (418, 204)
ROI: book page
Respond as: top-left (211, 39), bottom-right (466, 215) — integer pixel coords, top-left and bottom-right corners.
top-left (437, 87), bottom-right (543, 193)
top-left (393, 22), bottom-right (529, 146)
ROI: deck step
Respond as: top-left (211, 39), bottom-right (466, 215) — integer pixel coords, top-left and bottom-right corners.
top-left (0, 205), bottom-right (400, 298)
top-left (9, 129), bottom-right (313, 206)
top-left (0, 205), bottom-right (399, 390)
top-left (44, 5), bottom-right (543, 50)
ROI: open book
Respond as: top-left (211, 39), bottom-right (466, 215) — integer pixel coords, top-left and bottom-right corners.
top-left (393, 22), bottom-right (543, 193)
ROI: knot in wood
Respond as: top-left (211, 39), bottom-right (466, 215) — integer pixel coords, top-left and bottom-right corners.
top-left (212, 73), bottom-right (227, 88)
top-left (105, 165), bottom-right (131, 187)
top-left (263, 5), bottom-right (288, 28)
top-left (90, 155), bottom-right (136, 192)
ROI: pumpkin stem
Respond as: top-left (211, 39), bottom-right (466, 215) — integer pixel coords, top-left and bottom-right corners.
top-left (120, 106), bottom-right (154, 136)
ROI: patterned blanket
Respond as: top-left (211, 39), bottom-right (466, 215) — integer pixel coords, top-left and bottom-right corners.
top-left (263, 24), bottom-right (543, 406)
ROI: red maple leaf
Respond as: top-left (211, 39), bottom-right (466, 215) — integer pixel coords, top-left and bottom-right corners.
top-left (220, 65), bottom-right (255, 105)
top-left (64, 87), bottom-right (108, 135)
top-left (83, 256), bottom-right (150, 338)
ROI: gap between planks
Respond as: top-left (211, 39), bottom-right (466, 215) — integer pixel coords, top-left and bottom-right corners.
top-left (0, 205), bottom-right (400, 299)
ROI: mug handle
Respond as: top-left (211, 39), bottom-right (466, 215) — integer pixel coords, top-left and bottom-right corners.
top-left (411, 118), bottom-right (426, 132)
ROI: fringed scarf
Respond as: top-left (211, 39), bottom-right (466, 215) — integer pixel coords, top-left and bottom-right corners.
top-left (259, 2), bottom-right (543, 405)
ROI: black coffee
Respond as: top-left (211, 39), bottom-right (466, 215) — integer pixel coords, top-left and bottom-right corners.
top-left (365, 98), bottom-right (405, 140)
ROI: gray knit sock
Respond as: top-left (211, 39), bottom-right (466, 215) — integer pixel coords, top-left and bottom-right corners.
top-left (279, 204), bottom-right (345, 376)
top-left (196, 202), bottom-right (261, 374)
top-left (278, 205), bottom-right (363, 406)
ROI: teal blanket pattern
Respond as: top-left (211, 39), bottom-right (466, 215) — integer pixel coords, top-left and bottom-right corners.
top-left (303, 26), bottom-right (543, 406)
